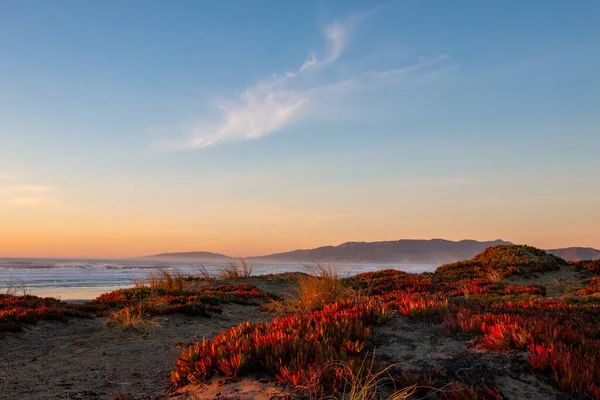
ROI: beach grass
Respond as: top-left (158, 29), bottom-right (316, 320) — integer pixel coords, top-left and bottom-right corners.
top-left (218, 258), bottom-right (253, 280)
top-left (106, 305), bottom-right (161, 333)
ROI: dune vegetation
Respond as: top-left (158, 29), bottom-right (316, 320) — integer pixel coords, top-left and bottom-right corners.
top-left (2, 245), bottom-right (600, 399)
top-left (168, 245), bottom-right (600, 399)
top-left (0, 294), bottom-right (93, 332)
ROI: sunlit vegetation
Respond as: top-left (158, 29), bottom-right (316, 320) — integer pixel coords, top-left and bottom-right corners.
top-left (93, 283), bottom-right (278, 317)
top-left (3, 280), bottom-right (30, 297)
top-left (442, 298), bottom-right (600, 399)
top-left (577, 277), bottom-right (600, 296)
top-left (0, 294), bottom-right (92, 332)
top-left (135, 268), bottom-right (217, 288)
top-left (138, 269), bottom-right (188, 290)
top-left (268, 264), bottom-right (353, 314)
top-left (570, 259), bottom-right (600, 274)
top-left (348, 269), bottom-right (436, 295)
top-left (170, 298), bottom-right (391, 394)
top-left (106, 305), bottom-right (161, 333)
top-left (436, 245), bottom-right (566, 280)
top-left (327, 354), bottom-right (417, 400)
top-left (1, 278), bottom-right (277, 332)
top-left (217, 258), bottom-right (253, 280)
top-left (169, 245), bottom-right (600, 400)
top-left (195, 265), bottom-right (214, 281)
top-left (171, 291), bottom-right (449, 394)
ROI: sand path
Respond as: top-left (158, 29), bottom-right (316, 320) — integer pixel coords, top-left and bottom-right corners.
top-left (0, 304), bottom-right (272, 400)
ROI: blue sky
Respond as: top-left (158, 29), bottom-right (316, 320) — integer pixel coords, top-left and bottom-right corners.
top-left (1, 1), bottom-right (599, 257)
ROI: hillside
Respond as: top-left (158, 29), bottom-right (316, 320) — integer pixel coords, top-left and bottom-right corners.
top-left (435, 244), bottom-right (568, 279)
top-left (143, 241), bottom-right (600, 265)
top-left (248, 239), bottom-right (511, 264)
top-left (547, 247), bottom-right (600, 261)
top-left (143, 251), bottom-right (232, 262)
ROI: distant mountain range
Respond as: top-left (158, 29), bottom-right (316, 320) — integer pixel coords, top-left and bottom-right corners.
top-left (144, 240), bottom-right (600, 264)
top-left (144, 239), bottom-right (508, 264)
top-left (246, 239), bottom-right (513, 264)
top-left (547, 247), bottom-right (600, 261)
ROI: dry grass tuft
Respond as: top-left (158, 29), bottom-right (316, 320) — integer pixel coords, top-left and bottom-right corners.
top-left (196, 265), bottom-right (214, 281)
top-left (135, 269), bottom-right (187, 291)
top-left (324, 353), bottom-right (416, 400)
top-left (218, 259), bottom-right (253, 280)
top-left (3, 280), bottom-right (30, 296)
top-left (267, 264), bottom-right (353, 314)
top-left (106, 306), bottom-right (160, 333)
top-left (486, 269), bottom-right (505, 283)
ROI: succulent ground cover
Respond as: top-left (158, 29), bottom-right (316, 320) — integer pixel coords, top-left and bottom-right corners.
top-left (577, 277), bottom-right (600, 296)
top-left (169, 245), bottom-right (600, 400)
top-left (435, 245), bottom-right (566, 280)
top-left (570, 259), bottom-right (600, 274)
top-left (0, 294), bottom-right (92, 332)
top-left (92, 283), bottom-right (278, 318)
top-left (1, 283), bottom-right (277, 332)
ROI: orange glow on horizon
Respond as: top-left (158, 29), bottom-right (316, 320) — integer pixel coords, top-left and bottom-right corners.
top-left (2, 227), bottom-right (599, 259)
top-left (1, 186), bottom-right (598, 259)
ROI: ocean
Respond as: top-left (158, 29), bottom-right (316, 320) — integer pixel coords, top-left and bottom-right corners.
top-left (0, 257), bottom-right (436, 300)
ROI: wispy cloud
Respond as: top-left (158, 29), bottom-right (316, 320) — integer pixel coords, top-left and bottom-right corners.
top-left (160, 13), bottom-right (455, 151)
top-left (0, 184), bottom-right (56, 206)
top-left (299, 20), bottom-right (350, 72)
top-left (369, 55), bottom-right (451, 78)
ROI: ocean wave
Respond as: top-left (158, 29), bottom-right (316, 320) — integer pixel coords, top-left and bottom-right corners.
top-left (54, 262), bottom-right (128, 269)
top-left (0, 262), bottom-right (165, 270)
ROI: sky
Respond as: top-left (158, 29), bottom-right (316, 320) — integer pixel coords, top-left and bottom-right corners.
top-left (0, 1), bottom-right (599, 258)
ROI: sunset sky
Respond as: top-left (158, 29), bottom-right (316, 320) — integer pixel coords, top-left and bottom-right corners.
top-left (1, 1), bottom-right (599, 258)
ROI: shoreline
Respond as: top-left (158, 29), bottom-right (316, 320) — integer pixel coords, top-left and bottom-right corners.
top-left (1, 262), bottom-right (436, 301)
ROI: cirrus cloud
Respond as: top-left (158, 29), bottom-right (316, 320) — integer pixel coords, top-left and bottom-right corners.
top-left (159, 13), bottom-right (456, 151)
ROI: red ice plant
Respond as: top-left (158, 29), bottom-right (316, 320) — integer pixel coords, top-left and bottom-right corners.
top-left (170, 298), bottom-right (390, 391)
top-left (0, 294), bottom-right (92, 332)
top-left (442, 298), bottom-right (600, 399)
